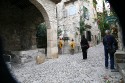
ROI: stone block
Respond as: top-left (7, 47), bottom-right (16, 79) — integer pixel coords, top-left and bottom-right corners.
top-left (11, 49), bottom-right (45, 64)
top-left (117, 63), bottom-right (125, 83)
top-left (116, 59), bottom-right (125, 63)
top-left (114, 50), bottom-right (125, 63)
top-left (52, 53), bottom-right (58, 59)
top-left (21, 58), bottom-right (27, 64)
top-left (74, 46), bottom-right (81, 53)
top-left (36, 54), bottom-right (45, 64)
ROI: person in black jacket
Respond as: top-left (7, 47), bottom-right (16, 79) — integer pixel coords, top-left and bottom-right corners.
top-left (103, 30), bottom-right (118, 71)
top-left (80, 35), bottom-right (89, 59)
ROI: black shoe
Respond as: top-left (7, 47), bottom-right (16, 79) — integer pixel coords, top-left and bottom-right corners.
top-left (105, 67), bottom-right (108, 69)
top-left (83, 58), bottom-right (87, 60)
top-left (111, 68), bottom-right (119, 72)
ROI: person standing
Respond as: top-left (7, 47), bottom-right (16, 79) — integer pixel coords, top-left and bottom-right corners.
top-left (103, 30), bottom-right (118, 71)
top-left (70, 39), bottom-right (75, 55)
top-left (80, 35), bottom-right (89, 59)
top-left (58, 38), bottom-right (63, 54)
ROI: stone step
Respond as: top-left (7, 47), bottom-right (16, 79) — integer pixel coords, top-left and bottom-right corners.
top-left (117, 63), bottom-right (125, 83)
top-left (114, 50), bottom-right (125, 63)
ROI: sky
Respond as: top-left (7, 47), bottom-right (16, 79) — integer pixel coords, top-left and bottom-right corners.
top-left (96, 0), bottom-right (110, 13)
top-left (96, 0), bottom-right (103, 12)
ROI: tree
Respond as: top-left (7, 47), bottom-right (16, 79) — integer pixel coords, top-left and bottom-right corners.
top-left (97, 1), bottom-right (110, 37)
top-left (79, 16), bottom-right (85, 35)
top-left (97, 12), bottom-right (110, 37)
top-left (36, 23), bottom-right (47, 48)
top-left (57, 28), bottom-right (62, 38)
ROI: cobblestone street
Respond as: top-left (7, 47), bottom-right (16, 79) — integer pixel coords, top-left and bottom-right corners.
top-left (11, 43), bottom-right (122, 83)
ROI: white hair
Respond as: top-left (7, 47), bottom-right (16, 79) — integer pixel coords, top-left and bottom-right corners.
top-left (105, 30), bottom-right (110, 34)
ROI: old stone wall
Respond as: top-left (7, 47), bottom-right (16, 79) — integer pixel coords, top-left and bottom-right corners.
top-left (0, 1), bottom-right (22, 51)
top-left (83, 0), bottom-right (100, 46)
top-left (1, 0), bottom-right (60, 59)
top-left (0, 1), bottom-right (44, 51)
top-left (20, 6), bottom-right (44, 50)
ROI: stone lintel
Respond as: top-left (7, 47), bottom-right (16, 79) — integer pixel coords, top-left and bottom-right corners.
top-left (50, 0), bottom-right (61, 4)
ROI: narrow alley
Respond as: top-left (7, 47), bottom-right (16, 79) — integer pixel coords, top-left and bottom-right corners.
top-left (11, 43), bottom-right (122, 83)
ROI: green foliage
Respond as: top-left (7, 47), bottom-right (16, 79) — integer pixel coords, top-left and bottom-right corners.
top-left (93, 0), bottom-right (97, 4)
top-left (36, 23), bottom-right (46, 37)
top-left (36, 23), bottom-right (47, 48)
top-left (93, 0), bottom-right (97, 9)
top-left (57, 28), bottom-right (62, 37)
top-left (97, 6), bottom-right (110, 37)
top-left (79, 16), bottom-right (85, 35)
top-left (99, 21), bottom-right (110, 37)
top-left (110, 6), bottom-right (117, 16)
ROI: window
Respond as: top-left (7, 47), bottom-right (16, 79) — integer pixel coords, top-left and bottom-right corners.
top-left (68, 6), bottom-right (77, 16)
top-left (83, 6), bottom-right (89, 20)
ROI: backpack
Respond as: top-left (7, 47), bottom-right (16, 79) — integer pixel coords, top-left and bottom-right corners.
top-left (105, 36), bottom-right (112, 46)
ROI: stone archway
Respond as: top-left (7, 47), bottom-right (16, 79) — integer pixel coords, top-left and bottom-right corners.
top-left (30, 0), bottom-right (60, 58)
top-left (0, 0), bottom-right (61, 59)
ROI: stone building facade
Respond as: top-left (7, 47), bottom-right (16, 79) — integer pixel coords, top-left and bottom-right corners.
top-left (81, 0), bottom-right (101, 46)
top-left (57, 0), bottom-right (100, 49)
top-left (57, 0), bottom-right (81, 51)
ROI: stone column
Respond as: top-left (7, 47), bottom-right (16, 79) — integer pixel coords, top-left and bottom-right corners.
top-left (30, 0), bottom-right (59, 59)
top-left (116, 22), bottom-right (123, 50)
top-left (47, 22), bottom-right (58, 58)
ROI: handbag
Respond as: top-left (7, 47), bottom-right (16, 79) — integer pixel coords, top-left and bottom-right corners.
top-left (81, 45), bottom-right (89, 49)
top-left (107, 45), bottom-right (116, 54)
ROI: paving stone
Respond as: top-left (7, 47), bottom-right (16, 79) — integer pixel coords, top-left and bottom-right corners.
top-left (11, 43), bottom-right (122, 83)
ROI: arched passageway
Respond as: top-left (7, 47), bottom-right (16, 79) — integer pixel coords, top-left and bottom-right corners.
top-left (0, 0), bottom-right (44, 51)
top-left (30, 0), bottom-right (59, 58)
top-left (0, 0), bottom-right (61, 59)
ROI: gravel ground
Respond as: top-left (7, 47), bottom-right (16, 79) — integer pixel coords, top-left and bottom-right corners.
top-left (10, 43), bottom-right (122, 83)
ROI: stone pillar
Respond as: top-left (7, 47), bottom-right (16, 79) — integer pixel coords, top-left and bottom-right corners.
top-left (116, 22), bottom-right (123, 50)
top-left (47, 23), bottom-right (58, 58)
top-left (63, 40), bottom-right (69, 54)
top-left (30, 0), bottom-right (59, 59)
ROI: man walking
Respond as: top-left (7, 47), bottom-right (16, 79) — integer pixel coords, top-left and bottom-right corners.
top-left (81, 35), bottom-right (89, 59)
top-left (103, 30), bottom-right (118, 71)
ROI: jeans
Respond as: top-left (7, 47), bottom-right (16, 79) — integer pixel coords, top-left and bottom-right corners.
top-left (104, 47), bottom-right (114, 69)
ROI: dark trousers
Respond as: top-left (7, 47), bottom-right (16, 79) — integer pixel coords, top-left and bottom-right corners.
top-left (70, 49), bottom-right (74, 55)
top-left (58, 48), bottom-right (62, 54)
top-left (82, 49), bottom-right (87, 59)
top-left (104, 47), bottom-right (114, 69)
